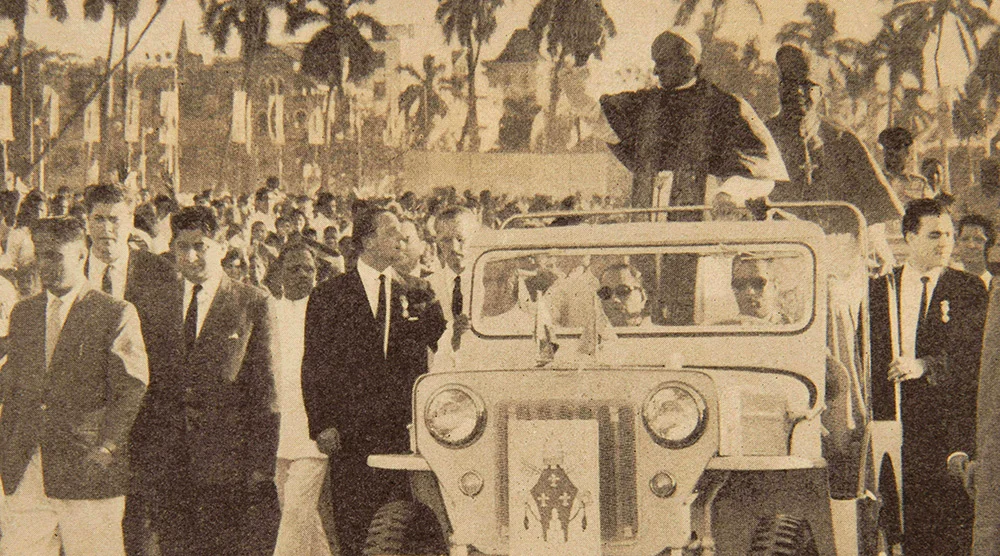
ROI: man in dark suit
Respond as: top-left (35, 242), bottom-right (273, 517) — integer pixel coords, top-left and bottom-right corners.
top-left (129, 206), bottom-right (278, 556)
top-left (0, 217), bottom-right (148, 555)
top-left (870, 198), bottom-right (987, 555)
top-left (82, 183), bottom-right (178, 556)
top-left (302, 207), bottom-right (446, 556)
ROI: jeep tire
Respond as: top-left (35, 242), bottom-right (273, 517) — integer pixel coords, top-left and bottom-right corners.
top-left (363, 500), bottom-right (448, 556)
top-left (748, 514), bottom-right (820, 556)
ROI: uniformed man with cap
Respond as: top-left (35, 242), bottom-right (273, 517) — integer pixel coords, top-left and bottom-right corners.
top-left (561, 29), bottom-right (788, 217)
top-left (880, 126), bottom-right (935, 204)
top-left (767, 45), bottom-right (903, 231)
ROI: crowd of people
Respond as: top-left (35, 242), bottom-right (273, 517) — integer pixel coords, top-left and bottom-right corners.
top-left (2, 24), bottom-right (1000, 556)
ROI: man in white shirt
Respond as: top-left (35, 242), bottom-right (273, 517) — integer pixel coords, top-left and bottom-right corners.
top-left (429, 207), bottom-right (481, 368)
top-left (0, 217), bottom-right (148, 556)
top-left (270, 242), bottom-right (333, 556)
top-left (869, 198), bottom-right (987, 555)
top-left (953, 214), bottom-right (995, 289)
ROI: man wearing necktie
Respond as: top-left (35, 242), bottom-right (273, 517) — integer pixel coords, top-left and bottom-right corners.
top-left (0, 217), bottom-right (148, 555)
top-left (302, 206), bottom-right (445, 556)
top-left (132, 207), bottom-right (278, 555)
top-left (428, 206), bottom-right (480, 368)
top-left (81, 184), bottom-right (178, 556)
top-left (869, 198), bottom-right (987, 556)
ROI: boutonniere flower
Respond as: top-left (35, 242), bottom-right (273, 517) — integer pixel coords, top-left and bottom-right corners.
top-left (400, 294), bottom-right (419, 321)
top-left (941, 300), bottom-right (950, 323)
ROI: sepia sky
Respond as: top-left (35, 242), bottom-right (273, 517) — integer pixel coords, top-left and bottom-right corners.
top-left (8, 0), bottom-right (993, 92)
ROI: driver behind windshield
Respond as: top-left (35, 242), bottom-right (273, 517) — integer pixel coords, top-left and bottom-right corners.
top-left (597, 263), bottom-right (650, 327)
top-left (726, 254), bottom-right (790, 325)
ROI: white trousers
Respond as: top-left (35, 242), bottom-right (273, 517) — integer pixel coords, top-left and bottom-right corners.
top-left (274, 457), bottom-right (333, 556)
top-left (0, 451), bottom-right (125, 556)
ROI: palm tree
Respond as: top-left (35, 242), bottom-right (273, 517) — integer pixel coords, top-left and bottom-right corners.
top-left (201, 0), bottom-right (287, 89)
top-left (866, 0), bottom-right (995, 128)
top-left (284, 0), bottom-right (385, 137)
top-left (528, 0), bottom-right (615, 152)
top-left (84, 0), bottom-right (140, 159)
top-left (436, 0), bottom-right (505, 152)
top-left (672, 0), bottom-right (761, 45)
top-left (398, 55), bottom-right (449, 149)
top-left (0, 0), bottom-right (67, 175)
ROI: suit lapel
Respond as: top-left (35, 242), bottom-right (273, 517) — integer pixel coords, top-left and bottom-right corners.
top-left (191, 275), bottom-right (234, 354)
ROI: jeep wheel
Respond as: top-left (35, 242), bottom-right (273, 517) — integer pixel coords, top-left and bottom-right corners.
top-left (748, 514), bottom-right (819, 556)
top-left (363, 500), bottom-right (448, 556)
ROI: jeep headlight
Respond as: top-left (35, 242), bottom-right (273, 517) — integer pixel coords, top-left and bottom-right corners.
top-left (642, 383), bottom-right (707, 449)
top-left (425, 385), bottom-right (486, 448)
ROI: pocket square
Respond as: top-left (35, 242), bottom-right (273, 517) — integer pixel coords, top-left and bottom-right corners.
top-left (228, 332), bottom-right (240, 340)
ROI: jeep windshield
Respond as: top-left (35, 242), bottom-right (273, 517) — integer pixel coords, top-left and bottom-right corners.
top-left (470, 243), bottom-right (815, 336)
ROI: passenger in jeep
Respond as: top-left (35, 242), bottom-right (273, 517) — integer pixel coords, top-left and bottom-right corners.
top-left (722, 254), bottom-right (790, 326)
top-left (597, 263), bottom-right (651, 327)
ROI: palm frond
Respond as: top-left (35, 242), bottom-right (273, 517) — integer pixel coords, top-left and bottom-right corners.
top-left (82, 0), bottom-right (104, 22)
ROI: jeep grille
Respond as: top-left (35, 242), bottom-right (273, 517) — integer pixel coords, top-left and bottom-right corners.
top-left (495, 400), bottom-right (638, 542)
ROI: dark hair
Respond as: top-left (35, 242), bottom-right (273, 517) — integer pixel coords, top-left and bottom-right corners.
top-left (352, 206), bottom-right (392, 251)
top-left (315, 191), bottom-right (335, 206)
top-left (170, 206), bottom-right (220, 240)
top-left (255, 187), bottom-right (271, 204)
top-left (878, 127), bottom-right (914, 150)
top-left (958, 214), bottom-right (996, 251)
top-left (902, 198), bottom-right (949, 237)
top-left (152, 194), bottom-right (179, 216)
top-left (15, 190), bottom-right (46, 228)
top-left (265, 176), bottom-right (280, 190)
top-left (278, 240), bottom-right (315, 268)
top-left (222, 247), bottom-right (245, 267)
top-left (84, 183), bottom-right (132, 214)
top-left (30, 216), bottom-right (86, 244)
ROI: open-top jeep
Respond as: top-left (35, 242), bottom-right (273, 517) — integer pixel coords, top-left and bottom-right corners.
top-left (365, 203), bottom-right (902, 556)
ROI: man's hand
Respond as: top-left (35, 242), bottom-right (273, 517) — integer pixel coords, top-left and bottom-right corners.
top-left (317, 426), bottom-right (341, 455)
top-left (887, 357), bottom-right (926, 382)
top-left (85, 446), bottom-right (114, 470)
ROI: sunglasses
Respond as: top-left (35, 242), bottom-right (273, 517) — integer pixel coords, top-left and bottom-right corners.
top-left (597, 284), bottom-right (642, 300)
top-left (731, 276), bottom-right (767, 291)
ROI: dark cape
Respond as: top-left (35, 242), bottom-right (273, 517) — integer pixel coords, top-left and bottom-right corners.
top-left (600, 79), bottom-right (787, 213)
top-left (767, 113), bottom-right (902, 230)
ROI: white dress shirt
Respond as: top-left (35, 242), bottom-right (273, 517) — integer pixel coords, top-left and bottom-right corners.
top-left (899, 264), bottom-right (942, 358)
top-left (46, 284), bottom-right (84, 337)
top-left (182, 273), bottom-right (222, 339)
top-left (982, 270), bottom-right (993, 290)
top-left (271, 296), bottom-right (325, 460)
top-left (88, 250), bottom-right (130, 299)
top-left (356, 259), bottom-right (392, 356)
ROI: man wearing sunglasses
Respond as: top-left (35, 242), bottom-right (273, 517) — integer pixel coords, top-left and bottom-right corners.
top-left (597, 264), bottom-right (649, 327)
top-left (727, 254), bottom-right (789, 326)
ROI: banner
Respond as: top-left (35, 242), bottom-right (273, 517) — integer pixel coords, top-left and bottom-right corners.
top-left (42, 86), bottom-right (59, 139)
top-left (308, 106), bottom-right (325, 145)
top-left (0, 85), bottom-right (13, 142)
top-left (83, 97), bottom-right (101, 143)
top-left (245, 98), bottom-right (253, 155)
top-left (231, 90), bottom-right (247, 144)
top-left (267, 94), bottom-right (285, 145)
top-left (125, 89), bottom-right (141, 143)
top-left (158, 90), bottom-right (178, 146)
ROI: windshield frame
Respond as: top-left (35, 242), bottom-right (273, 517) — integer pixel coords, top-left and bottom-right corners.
top-left (469, 241), bottom-right (819, 339)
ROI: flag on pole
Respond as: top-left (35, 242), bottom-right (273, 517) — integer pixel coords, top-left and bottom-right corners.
top-left (245, 98), bottom-right (253, 155)
top-left (0, 85), bottom-right (14, 142)
top-left (125, 89), bottom-right (141, 143)
top-left (267, 94), bottom-right (285, 145)
top-left (83, 97), bottom-right (101, 143)
top-left (231, 90), bottom-right (247, 144)
top-left (159, 90), bottom-right (178, 146)
top-left (308, 106), bottom-right (325, 145)
top-left (42, 86), bottom-right (59, 139)
top-left (105, 74), bottom-right (115, 117)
